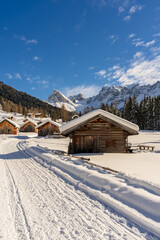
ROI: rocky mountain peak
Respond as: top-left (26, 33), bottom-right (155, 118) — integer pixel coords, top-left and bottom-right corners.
top-left (45, 81), bottom-right (160, 112)
top-left (47, 89), bottom-right (72, 104)
top-left (69, 93), bottom-right (84, 103)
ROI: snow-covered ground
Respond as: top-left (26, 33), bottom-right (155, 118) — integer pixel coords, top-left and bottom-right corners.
top-left (75, 131), bottom-right (160, 187)
top-left (0, 131), bottom-right (160, 239)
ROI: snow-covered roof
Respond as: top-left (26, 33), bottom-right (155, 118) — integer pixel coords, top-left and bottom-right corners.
top-left (27, 113), bottom-right (34, 115)
top-left (23, 118), bottom-right (29, 122)
top-left (20, 119), bottom-right (37, 128)
top-left (60, 109), bottom-right (139, 135)
top-left (36, 119), bottom-right (61, 129)
top-left (0, 118), bottom-right (20, 128)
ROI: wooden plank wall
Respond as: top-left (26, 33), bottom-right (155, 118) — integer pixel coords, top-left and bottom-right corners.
top-left (38, 122), bottom-right (60, 136)
top-left (20, 122), bottom-right (35, 132)
top-left (0, 121), bottom-right (16, 134)
top-left (69, 118), bottom-right (128, 153)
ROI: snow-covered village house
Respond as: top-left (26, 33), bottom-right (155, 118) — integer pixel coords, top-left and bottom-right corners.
top-left (35, 113), bottom-right (43, 118)
top-left (20, 119), bottom-right (37, 133)
top-left (0, 118), bottom-right (19, 135)
top-left (60, 109), bottom-right (139, 154)
top-left (36, 120), bottom-right (60, 136)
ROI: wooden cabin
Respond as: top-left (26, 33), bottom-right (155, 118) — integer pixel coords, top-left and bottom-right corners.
top-left (37, 120), bottom-right (60, 136)
top-left (20, 120), bottom-right (37, 132)
top-left (60, 109), bottom-right (139, 154)
top-left (0, 118), bottom-right (19, 135)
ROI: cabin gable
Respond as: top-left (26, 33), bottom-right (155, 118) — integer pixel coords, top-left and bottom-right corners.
top-left (0, 120), bottom-right (17, 134)
top-left (20, 121), bottom-right (36, 132)
top-left (68, 116), bottom-right (128, 154)
top-left (38, 122), bottom-right (60, 136)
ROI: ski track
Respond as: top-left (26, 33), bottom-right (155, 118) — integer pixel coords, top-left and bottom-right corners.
top-left (0, 138), bottom-right (158, 240)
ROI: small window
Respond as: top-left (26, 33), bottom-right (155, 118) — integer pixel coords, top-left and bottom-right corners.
top-left (106, 139), bottom-right (116, 148)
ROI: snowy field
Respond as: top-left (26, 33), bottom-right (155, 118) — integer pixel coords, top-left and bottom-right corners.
top-left (77, 131), bottom-right (160, 186)
top-left (0, 131), bottom-right (160, 239)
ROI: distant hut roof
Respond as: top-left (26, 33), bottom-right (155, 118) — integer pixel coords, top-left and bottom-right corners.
top-left (36, 119), bottom-right (61, 129)
top-left (0, 118), bottom-right (19, 128)
top-left (35, 113), bottom-right (42, 116)
top-left (20, 119), bottom-right (37, 128)
top-left (60, 109), bottom-right (139, 135)
top-left (23, 118), bottom-right (28, 122)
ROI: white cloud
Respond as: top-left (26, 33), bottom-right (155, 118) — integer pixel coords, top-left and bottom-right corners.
top-left (88, 66), bottom-right (94, 70)
top-left (107, 53), bottom-right (160, 86)
top-left (128, 33), bottom-right (135, 38)
top-left (132, 38), bottom-right (155, 48)
top-left (144, 40), bottom-right (156, 47)
top-left (151, 46), bottom-right (160, 56)
top-left (134, 41), bottom-right (144, 47)
top-left (124, 15), bottom-right (131, 21)
top-left (26, 77), bottom-right (32, 83)
top-left (95, 69), bottom-right (107, 78)
top-left (118, 6), bottom-right (125, 13)
top-left (129, 5), bottom-right (144, 14)
top-left (153, 33), bottom-right (160, 37)
top-left (15, 73), bottom-right (22, 80)
top-left (64, 85), bottom-right (101, 98)
top-left (123, 5), bottom-right (144, 22)
top-left (108, 35), bottom-right (118, 44)
top-left (37, 80), bottom-right (48, 85)
top-left (108, 65), bottom-right (120, 71)
top-left (5, 73), bottom-right (13, 79)
top-left (134, 52), bottom-right (143, 59)
top-left (33, 56), bottom-right (40, 61)
top-left (27, 39), bottom-right (38, 44)
top-left (31, 87), bottom-right (36, 90)
top-left (14, 35), bottom-right (38, 44)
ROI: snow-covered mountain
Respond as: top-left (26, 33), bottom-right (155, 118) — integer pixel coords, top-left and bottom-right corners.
top-left (45, 81), bottom-right (160, 112)
top-left (45, 89), bottom-right (79, 112)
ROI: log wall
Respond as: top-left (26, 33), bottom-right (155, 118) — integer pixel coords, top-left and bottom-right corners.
top-left (20, 122), bottom-right (36, 132)
top-left (68, 118), bottom-right (128, 153)
top-left (38, 122), bottom-right (60, 136)
top-left (0, 121), bottom-right (17, 134)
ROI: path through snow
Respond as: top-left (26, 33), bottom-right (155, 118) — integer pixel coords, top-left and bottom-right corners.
top-left (0, 136), bottom-right (158, 240)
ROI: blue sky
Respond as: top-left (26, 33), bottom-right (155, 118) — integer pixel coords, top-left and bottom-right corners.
top-left (1, 0), bottom-right (160, 100)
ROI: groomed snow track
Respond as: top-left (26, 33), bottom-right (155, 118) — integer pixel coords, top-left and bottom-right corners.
top-left (0, 137), bottom-right (159, 240)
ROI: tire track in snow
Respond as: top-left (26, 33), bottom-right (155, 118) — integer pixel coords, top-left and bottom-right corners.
top-left (17, 140), bottom-right (153, 240)
top-left (9, 151), bottom-right (109, 239)
top-left (19, 140), bottom-right (160, 239)
top-left (2, 141), bottom-right (33, 240)
top-left (22, 159), bottom-right (139, 240)
top-left (1, 137), bottom-right (156, 240)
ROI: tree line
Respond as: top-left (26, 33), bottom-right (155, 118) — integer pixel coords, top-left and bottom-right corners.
top-left (0, 81), bottom-right (72, 121)
top-left (85, 95), bottom-right (160, 130)
top-left (122, 96), bottom-right (160, 130)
